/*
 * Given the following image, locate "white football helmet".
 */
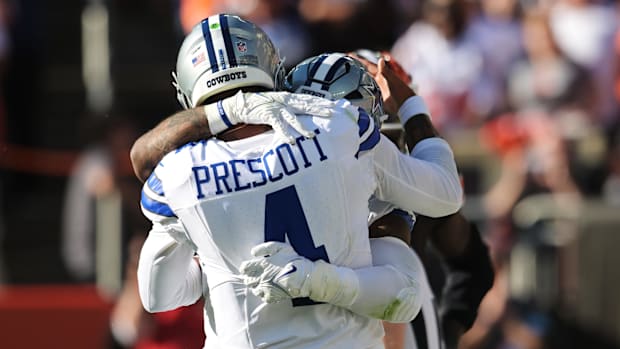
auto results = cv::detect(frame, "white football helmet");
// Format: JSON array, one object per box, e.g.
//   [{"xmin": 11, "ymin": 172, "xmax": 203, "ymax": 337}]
[
  {"xmin": 173, "ymin": 14, "xmax": 285, "ymax": 109},
  {"xmin": 284, "ymin": 52, "xmax": 385, "ymax": 124}
]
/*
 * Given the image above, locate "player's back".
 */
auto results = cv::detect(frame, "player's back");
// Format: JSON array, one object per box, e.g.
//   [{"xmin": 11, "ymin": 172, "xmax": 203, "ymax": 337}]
[{"xmin": 153, "ymin": 103, "xmax": 385, "ymax": 348}]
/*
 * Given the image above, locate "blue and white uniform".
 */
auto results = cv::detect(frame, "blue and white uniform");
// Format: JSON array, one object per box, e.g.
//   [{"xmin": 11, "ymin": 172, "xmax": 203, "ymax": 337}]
[{"xmin": 138, "ymin": 98, "xmax": 462, "ymax": 349}]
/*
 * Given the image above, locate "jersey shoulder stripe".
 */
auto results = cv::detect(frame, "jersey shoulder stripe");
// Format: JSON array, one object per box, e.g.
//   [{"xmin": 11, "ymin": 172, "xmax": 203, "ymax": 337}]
[
  {"xmin": 141, "ymin": 172, "xmax": 176, "ymax": 220},
  {"xmin": 141, "ymin": 190, "xmax": 176, "ymax": 218},
  {"xmin": 146, "ymin": 171, "xmax": 165, "ymax": 196}
]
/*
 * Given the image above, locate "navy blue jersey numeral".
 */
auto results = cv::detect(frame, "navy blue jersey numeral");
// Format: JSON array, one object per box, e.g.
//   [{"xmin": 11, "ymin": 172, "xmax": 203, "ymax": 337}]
[{"xmin": 264, "ymin": 185, "xmax": 329, "ymax": 306}]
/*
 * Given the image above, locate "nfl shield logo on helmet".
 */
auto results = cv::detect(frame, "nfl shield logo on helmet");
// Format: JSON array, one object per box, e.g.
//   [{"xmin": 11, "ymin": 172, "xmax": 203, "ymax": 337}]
[{"xmin": 236, "ymin": 41, "xmax": 247, "ymax": 53}]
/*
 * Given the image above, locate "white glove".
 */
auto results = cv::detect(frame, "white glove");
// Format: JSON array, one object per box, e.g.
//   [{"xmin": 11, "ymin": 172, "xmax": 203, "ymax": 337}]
[
  {"xmin": 204, "ymin": 91, "xmax": 336, "ymax": 143},
  {"xmin": 240, "ymin": 242, "xmax": 315, "ymax": 303},
  {"xmin": 240, "ymin": 242, "xmax": 359, "ymax": 306},
  {"xmin": 386, "ymin": 287, "xmax": 422, "ymax": 323}
]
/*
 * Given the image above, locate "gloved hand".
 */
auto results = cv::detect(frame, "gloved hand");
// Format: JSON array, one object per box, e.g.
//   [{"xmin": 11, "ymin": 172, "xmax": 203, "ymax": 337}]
[
  {"xmin": 240, "ymin": 242, "xmax": 315, "ymax": 303},
  {"xmin": 240, "ymin": 241, "xmax": 359, "ymax": 306},
  {"xmin": 205, "ymin": 91, "xmax": 335, "ymax": 143}
]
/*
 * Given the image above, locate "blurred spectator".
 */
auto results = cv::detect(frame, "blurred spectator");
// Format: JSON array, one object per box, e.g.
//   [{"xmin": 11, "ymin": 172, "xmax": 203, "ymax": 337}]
[
  {"xmin": 299, "ymin": 0, "xmax": 408, "ymax": 57},
  {"xmin": 241, "ymin": 0, "xmax": 311, "ymax": 68},
  {"xmin": 506, "ymin": 7, "xmax": 596, "ymax": 145},
  {"xmin": 109, "ymin": 236, "xmax": 205, "ymax": 349},
  {"xmin": 297, "ymin": 0, "xmax": 360, "ymax": 23},
  {"xmin": 60, "ymin": 114, "xmax": 141, "ymax": 282},
  {"xmin": 472, "ymin": 10, "xmax": 591, "ymax": 339},
  {"xmin": 177, "ymin": 0, "xmax": 217, "ymax": 34},
  {"xmin": 391, "ymin": 0, "xmax": 484, "ymax": 132},
  {"xmin": 480, "ymin": 111, "xmax": 582, "ymax": 258},
  {"xmin": 464, "ymin": 0, "xmax": 524, "ymax": 119},
  {"xmin": 603, "ymin": 22, "xmax": 620, "ymax": 206},
  {"xmin": 464, "ymin": 298, "xmax": 620, "ymax": 349},
  {"xmin": 507, "ymin": 7, "xmax": 604, "ymax": 191},
  {"xmin": 132, "ymin": 303, "xmax": 205, "ymax": 349},
  {"xmin": 603, "ymin": 128, "xmax": 620, "ymax": 206},
  {"xmin": 109, "ymin": 234, "xmax": 150, "ymax": 348},
  {"xmin": 60, "ymin": 113, "xmax": 205, "ymax": 349},
  {"xmin": 471, "ymin": 26, "xmax": 588, "ymax": 343},
  {"xmin": 473, "ymin": 301, "xmax": 550, "ymax": 349},
  {"xmin": 549, "ymin": 0, "xmax": 619, "ymax": 127},
  {"xmin": 615, "ymin": 25, "xmax": 620, "ymax": 110},
  {"xmin": 509, "ymin": 8, "xmax": 594, "ymax": 112},
  {"xmin": 464, "ymin": 110, "xmax": 584, "ymax": 349}
]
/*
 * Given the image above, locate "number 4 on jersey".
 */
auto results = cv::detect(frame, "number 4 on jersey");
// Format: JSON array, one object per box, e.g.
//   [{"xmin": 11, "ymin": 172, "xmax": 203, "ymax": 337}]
[{"xmin": 264, "ymin": 185, "xmax": 330, "ymax": 263}]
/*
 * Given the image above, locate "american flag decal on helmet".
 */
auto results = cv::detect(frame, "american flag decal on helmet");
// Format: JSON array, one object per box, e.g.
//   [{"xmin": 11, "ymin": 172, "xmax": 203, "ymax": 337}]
[{"xmin": 191, "ymin": 52, "xmax": 206, "ymax": 66}]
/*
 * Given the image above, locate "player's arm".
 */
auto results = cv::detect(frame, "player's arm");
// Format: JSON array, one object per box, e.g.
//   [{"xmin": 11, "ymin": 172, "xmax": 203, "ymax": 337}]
[
  {"xmin": 137, "ymin": 171, "xmax": 203, "ymax": 312},
  {"xmin": 369, "ymin": 208, "xmax": 415, "ymax": 348},
  {"xmin": 360, "ymin": 52, "xmax": 491, "ymax": 346},
  {"xmin": 369, "ymin": 208, "xmax": 412, "ymax": 244},
  {"xmin": 417, "ymin": 213, "xmax": 494, "ymax": 347},
  {"xmin": 351, "ymin": 54, "xmax": 439, "ymax": 148},
  {"xmin": 350, "ymin": 58, "xmax": 461, "ymax": 217},
  {"xmin": 241, "ymin": 237, "xmax": 428, "ymax": 323},
  {"xmin": 367, "ymin": 113, "xmax": 462, "ymax": 218},
  {"xmin": 130, "ymin": 91, "xmax": 336, "ymax": 182},
  {"xmin": 371, "ymin": 54, "xmax": 492, "ymax": 344},
  {"xmin": 137, "ymin": 222, "xmax": 203, "ymax": 312},
  {"xmin": 131, "ymin": 107, "xmax": 210, "ymax": 182}
]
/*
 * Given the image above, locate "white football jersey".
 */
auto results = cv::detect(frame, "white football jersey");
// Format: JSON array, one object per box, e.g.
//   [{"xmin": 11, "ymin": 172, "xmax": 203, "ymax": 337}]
[
  {"xmin": 143, "ymin": 102, "xmax": 385, "ymax": 349},
  {"xmin": 140, "ymin": 99, "xmax": 462, "ymax": 349}
]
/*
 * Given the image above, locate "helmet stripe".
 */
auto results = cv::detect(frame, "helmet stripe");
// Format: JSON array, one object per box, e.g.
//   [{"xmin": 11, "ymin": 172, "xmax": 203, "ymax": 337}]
[
  {"xmin": 206, "ymin": 15, "xmax": 230, "ymax": 70},
  {"xmin": 321, "ymin": 57, "xmax": 348, "ymax": 90},
  {"xmin": 304, "ymin": 54, "xmax": 328, "ymax": 86},
  {"xmin": 308, "ymin": 53, "xmax": 346, "ymax": 91},
  {"xmin": 201, "ymin": 19, "xmax": 219, "ymax": 73},
  {"xmin": 312, "ymin": 53, "xmax": 346, "ymax": 80},
  {"xmin": 219, "ymin": 14, "xmax": 237, "ymax": 68}
]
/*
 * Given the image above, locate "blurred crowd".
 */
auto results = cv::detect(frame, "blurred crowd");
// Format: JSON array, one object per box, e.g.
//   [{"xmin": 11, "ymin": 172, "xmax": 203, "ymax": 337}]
[{"xmin": 0, "ymin": 0, "xmax": 619, "ymax": 348}]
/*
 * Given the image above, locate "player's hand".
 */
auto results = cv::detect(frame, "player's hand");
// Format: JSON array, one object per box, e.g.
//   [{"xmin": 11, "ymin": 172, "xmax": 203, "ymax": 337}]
[
  {"xmin": 240, "ymin": 241, "xmax": 315, "ymax": 303},
  {"xmin": 350, "ymin": 52, "xmax": 416, "ymax": 117},
  {"xmin": 220, "ymin": 91, "xmax": 336, "ymax": 143},
  {"xmin": 369, "ymin": 58, "xmax": 416, "ymax": 117}
]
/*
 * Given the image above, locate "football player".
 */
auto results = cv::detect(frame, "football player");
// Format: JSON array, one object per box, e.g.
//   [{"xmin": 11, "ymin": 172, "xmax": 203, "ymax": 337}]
[
  {"xmin": 135, "ymin": 14, "xmax": 462, "ymax": 348},
  {"xmin": 352, "ymin": 50, "xmax": 495, "ymax": 349}
]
